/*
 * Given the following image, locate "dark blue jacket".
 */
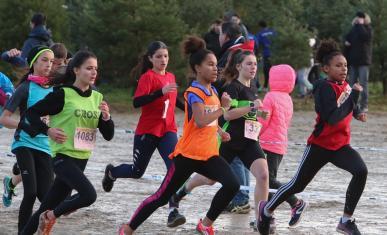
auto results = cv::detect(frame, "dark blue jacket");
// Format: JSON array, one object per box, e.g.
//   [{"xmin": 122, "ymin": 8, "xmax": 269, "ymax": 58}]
[{"xmin": 255, "ymin": 28, "xmax": 276, "ymax": 58}]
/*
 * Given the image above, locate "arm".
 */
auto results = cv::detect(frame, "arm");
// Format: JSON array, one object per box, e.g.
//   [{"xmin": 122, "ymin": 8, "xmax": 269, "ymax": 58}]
[
  {"xmin": 97, "ymin": 115, "xmax": 114, "ymax": 141},
  {"xmin": 23, "ymin": 89, "xmax": 65, "ymax": 136},
  {"xmin": 133, "ymin": 89, "xmax": 163, "ymax": 108},
  {"xmin": 258, "ymin": 95, "xmax": 273, "ymax": 135},
  {"xmin": 191, "ymin": 102, "xmax": 224, "ymax": 128},
  {"xmin": 355, "ymin": 24, "xmax": 372, "ymax": 42},
  {"xmin": 0, "ymin": 82, "xmax": 29, "ymax": 129},
  {"xmin": 97, "ymin": 100, "xmax": 114, "ymax": 141},
  {"xmin": 314, "ymin": 83, "xmax": 358, "ymax": 125}
]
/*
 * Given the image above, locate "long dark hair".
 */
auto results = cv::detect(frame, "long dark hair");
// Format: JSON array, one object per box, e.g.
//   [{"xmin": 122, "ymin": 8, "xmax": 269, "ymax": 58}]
[
  {"xmin": 223, "ymin": 49, "xmax": 254, "ymax": 84},
  {"xmin": 48, "ymin": 50, "xmax": 97, "ymax": 86},
  {"xmin": 130, "ymin": 41, "xmax": 168, "ymax": 81}
]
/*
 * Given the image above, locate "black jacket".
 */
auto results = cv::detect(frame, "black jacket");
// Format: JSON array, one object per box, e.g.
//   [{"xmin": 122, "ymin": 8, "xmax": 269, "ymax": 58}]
[{"xmin": 344, "ymin": 24, "xmax": 372, "ymax": 66}]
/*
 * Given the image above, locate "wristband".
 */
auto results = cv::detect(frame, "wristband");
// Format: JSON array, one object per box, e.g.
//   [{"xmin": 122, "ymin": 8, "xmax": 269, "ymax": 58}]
[{"xmin": 220, "ymin": 107, "xmax": 226, "ymax": 114}]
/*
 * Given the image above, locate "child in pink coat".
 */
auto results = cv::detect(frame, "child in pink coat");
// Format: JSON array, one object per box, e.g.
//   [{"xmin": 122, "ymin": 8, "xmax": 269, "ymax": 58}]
[{"xmin": 258, "ymin": 64, "xmax": 308, "ymax": 228}]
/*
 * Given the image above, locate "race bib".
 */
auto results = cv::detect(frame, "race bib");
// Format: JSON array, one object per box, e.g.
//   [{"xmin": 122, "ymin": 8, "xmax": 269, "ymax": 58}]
[
  {"xmin": 337, "ymin": 84, "xmax": 352, "ymax": 108},
  {"xmin": 204, "ymin": 105, "xmax": 218, "ymax": 126},
  {"xmin": 244, "ymin": 120, "xmax": 262, "ymax": 141},
  {"xmin": 74, "ymin": 127, "xmax": 97, "ymax": 151}
]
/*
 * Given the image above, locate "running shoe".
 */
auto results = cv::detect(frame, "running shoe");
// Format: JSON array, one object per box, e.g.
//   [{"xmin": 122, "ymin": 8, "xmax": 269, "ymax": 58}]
[
  {"xmin": 167, "ymin": 208, "xmax": 186, "ymax": 227},
  {"xmin": 102, "ymin": 164, "xmax": 116, "ymax": 192},
  {"xmin": 118, "ymin": 224, "xmax": 130, "ymax": 235},
  {"xmin": 226, "ymin": 200, "xmax": 251, "ymax": 214},
  {"xmin": 336, "ymin": 218, "xmax": 361, "ymax": 235},
  {"xmin": 257, "ymin": 201, "xmax": 272, "ymax": 235},
  {"xmin": 289, "ymin": 199, "xmax": 308, "ymax": 227},
  {"xmin": 37, "ymin": 210, "xmax": 56, "ymax": 235},
  {"xmin": 250, "ymin": 217, "xmax": 276, "ymax": 234},
  {"xmin": 2, "ymin": 176, "xmax": 15, "ymax": 207},
  {"xmin": 196, "ymin": 219, "xmax": 214, "ymax": 235}
]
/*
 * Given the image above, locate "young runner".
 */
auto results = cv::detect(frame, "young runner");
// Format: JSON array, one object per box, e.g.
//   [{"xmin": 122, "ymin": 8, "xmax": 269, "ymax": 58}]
[
  {"xmin": 0, "ymin": 45, "xmax": 55, "ymax": 233},
  {"xmin": 253, "ymin": 64, "xmax": 307, "ymax": 232},
  {"xmin": 169, "ymin": 49, "xmax": 270, "ymax": 228},
  {"xmin": 101, "ymin": 41, "xmax": 186, "ymax": 227},
  {"xmin": 257, "ymin": 39, "xmax": 368, "ymax": 235},
  {"xmin": 20, "ymin": 50, "xmax": 114, "ymax": 234},
  {"xmin": 118, "ymin": 36, "xmax": 239, "ymax": 235}
]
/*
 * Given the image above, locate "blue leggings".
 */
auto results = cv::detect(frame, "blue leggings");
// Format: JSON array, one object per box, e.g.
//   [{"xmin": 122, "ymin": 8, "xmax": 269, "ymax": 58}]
[{"xmin": 110, "ymin": 132, "xmax": 177, "ymax": 179}]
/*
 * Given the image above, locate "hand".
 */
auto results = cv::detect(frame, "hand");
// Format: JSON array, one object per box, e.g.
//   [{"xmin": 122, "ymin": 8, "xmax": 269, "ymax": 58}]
[
  {"xmin": 356, "ymin": 113, "xmax": 367, "ymax": 122},
  {"xmin": 99, "ymin": 101, "xmax": 111, "ymax": 120},
  {"xmin": 219, "ymin": 131, "xmax": 231, "ymax": 142},
  {"xmin": 344, "ymin": 41, "xmax": 351, "ymax": 47},
  {"xmin": 253, "ymin": 99, "xmax": 263, "ymax": 109},
  {"xmin": 259, "ymin": 110, "xmax": 270, "ymax": 120},
  {"xmin": 162, "ymin": 83, "xmax": 178, "ymax": 95},
  {"xmin": 7, "ymin": 48, "xmax": 21, "ymax": 57},
  {"xmin": 221, "ymin": 92, "xmax": 232, "ymax": 110},
  {"xmin": 352, "ymin": 83, "xmax": 363, "ymax": 92},
  {"xmin": 47, "ymin": 128, "xmax": 67, "ymax": 144}
]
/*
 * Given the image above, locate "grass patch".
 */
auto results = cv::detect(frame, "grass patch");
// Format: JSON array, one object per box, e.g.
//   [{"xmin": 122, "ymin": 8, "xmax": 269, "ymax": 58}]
[{"xmin": 98, "ymin": 84, "xmax": 134, "ymax": 113}]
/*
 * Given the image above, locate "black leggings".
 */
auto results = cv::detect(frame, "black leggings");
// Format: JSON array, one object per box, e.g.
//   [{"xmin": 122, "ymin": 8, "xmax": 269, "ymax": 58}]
[
  {"xmin": 265, "ymin": 150, "xmax": 298, "ymax": 207},
  {"xmin": 21, "ymin": 154, "xmax": 96, "ymax": 235},
  {"xmin": 129, "ymin": 155, "xmax": 239, "ymax": 230},
  {"xmin": 266, "ymin": 144, "xmax": 368, "ymax": 215},
  {"xmin": 14, "ymin": 147, "xmax": 53, "ymax": 233}
]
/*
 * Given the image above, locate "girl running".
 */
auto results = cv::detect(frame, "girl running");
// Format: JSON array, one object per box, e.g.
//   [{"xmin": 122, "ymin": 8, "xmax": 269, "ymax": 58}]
[
  {"xmin": 170, "ymin": 49, "xmax": 270, "ymax": 227},
  {"xmin": 118, "ymin": 36, "xmax": 239, "ymax": 235},
  {"xmin": 257, "ymin": 64, "xmax": 307, "ymax": 232},
  {"xmin": 0, "ymin": 45, "xmax": 55, "ymax": 233},
  {"xmin": 20, "ymin": 50, "xmax": 114, "ymax": 234},
  {"xmin": 257, "ymin": 39, "xmax": 368, "ymax": 235},
  {"xmin": 101, "ymin": 41, "xmax": 185, "ymax": 227}
]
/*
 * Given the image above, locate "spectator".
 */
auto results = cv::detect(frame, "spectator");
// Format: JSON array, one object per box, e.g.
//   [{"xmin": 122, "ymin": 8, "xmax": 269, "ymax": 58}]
[
  {"xmin": 344, "ymin": 11, "xmax": 372, "ymax": 115},
  {"xmin": 255, "ymin": 20, "xmax": 276, "ymax": 91},
  {"xmin": 203, "ymin": 19, "xmax": 222, "ymax": 58},
  {"xmin": 1, "ymin": 12, "xmax": 53, "ymax": 67}
]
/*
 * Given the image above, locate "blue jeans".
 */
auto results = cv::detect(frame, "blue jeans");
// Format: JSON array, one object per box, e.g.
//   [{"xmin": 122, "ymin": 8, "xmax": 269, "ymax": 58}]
[
  {"xmin": 348, "ymin": 65, "xmax": 369, "ymax": 112},
  {"xmin": 229, "ymin": 157, "xmax": 250, "ymax": 204}
]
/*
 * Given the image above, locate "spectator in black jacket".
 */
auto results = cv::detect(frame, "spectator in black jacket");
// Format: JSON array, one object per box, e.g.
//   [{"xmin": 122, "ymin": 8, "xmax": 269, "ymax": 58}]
[
  {"xmin": 344, "ymin": 11, "xmax": 372, "ymax": 115},
  {"xmin": 203, "ymin": 19, "xmax": 222, "ymax": 58}
]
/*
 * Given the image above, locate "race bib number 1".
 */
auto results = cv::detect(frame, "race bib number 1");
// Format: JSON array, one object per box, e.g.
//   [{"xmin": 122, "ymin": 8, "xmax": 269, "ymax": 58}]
[
  {"xmin": 74, "ymin": 127, "xmax": 97, "ymax": 151},
  {"xmin": 244, "ymin": 120, "xmax": 262, "ymax": 141}
]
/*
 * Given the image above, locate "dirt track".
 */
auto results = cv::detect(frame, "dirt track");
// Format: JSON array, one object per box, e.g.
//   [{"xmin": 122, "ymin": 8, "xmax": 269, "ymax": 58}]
[{"xmin": 1, "ymin": 111, "xmax": 386, "ymax": 234}]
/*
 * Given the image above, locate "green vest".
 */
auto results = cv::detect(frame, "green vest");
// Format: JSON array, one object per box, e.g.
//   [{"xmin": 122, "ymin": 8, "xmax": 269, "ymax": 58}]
[{"xmin": 50, "ymin": 87, "xmax": 103, "ymax": 159}]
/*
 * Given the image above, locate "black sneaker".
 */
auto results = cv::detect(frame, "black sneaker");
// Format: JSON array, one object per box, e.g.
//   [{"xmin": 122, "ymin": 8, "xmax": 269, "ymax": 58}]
[
  {"xmin": 289, "ymin": 199, "xmax": 308, "ymax": 227},
  {"xmin": 257, "ymin": 201, "xmax": 272, "ymax": 235},
  {"xmin": 336, "ymin": 218, "xmax": 361, "ymax": 235},
  {"xmin": 250, "ymin": 217, "xmax": 276, "ymax": 234},
  {"xmin": 102, "ymin": 164, "xmax": 115, "ymax": 192},
  {"xmin": 167, "ymin": 208, "xmax": 186, "ymax": 228}
]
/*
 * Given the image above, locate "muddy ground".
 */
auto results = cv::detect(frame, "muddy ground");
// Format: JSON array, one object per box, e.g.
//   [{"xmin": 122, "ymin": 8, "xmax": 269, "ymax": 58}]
[{"xmin": 1, "ymin": 111, "xmax": 386, "ymax": 234}]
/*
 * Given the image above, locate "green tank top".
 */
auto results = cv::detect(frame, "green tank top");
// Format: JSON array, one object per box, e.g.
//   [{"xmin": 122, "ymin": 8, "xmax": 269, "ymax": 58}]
[{"xmin": 49, "ymin": 87, "xmax": 103, "ymax": 159}]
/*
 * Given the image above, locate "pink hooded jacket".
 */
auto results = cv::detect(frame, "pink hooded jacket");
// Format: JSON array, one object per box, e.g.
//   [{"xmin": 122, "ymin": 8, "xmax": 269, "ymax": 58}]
[{"xmin": 259, "ymin": 64, "xmax": 296, "ymax": 155}]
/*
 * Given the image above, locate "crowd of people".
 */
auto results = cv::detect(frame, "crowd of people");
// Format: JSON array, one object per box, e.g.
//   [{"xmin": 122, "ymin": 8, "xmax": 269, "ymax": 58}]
[{"xmin": 0, "ymin": 10, "xmax": 373, "ymax": 235}]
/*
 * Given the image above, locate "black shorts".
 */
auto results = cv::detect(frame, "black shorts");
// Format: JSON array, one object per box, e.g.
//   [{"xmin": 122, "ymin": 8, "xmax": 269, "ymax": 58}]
[{"xmin": 220, "ymin": 141, "xmax": 266, "ymax": 170}]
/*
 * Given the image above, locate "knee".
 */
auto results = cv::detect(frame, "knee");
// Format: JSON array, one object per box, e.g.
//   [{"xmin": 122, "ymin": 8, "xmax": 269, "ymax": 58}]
[
  {"xmin": 354, "ymin": 165, "xmax": 368, "ymax": 179},
  {"xmin": 23, "ymin": 190, "xmax": 37, "ymax": 203},
  {"xmin": 256, "ymin": 171, "xmax": 269, "ymax": 184},
  {"xmin": 83, "ymin": 188, "xmax": 97, "ymax": 207},
  {"xmin": 225, "ymin": 177, "xmax": 240, "ymax": 194}
]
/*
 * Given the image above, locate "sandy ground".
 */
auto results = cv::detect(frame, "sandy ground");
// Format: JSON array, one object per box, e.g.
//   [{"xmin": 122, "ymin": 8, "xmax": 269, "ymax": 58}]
[{"xmin": 0, "ymin": 110, "xmax": 386, "ymax": 235}]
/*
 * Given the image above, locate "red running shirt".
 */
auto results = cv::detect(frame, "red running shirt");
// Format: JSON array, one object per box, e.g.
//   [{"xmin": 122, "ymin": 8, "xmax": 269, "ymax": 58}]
[{"xmin": 134, "ymin": 69, "xmax": 177, "ymax": 137}]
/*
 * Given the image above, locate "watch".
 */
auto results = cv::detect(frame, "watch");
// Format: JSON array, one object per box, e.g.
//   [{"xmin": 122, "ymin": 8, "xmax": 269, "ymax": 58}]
[{"xmin": 249, "ymin": 102, "xmax": 257, "ymax": 112}]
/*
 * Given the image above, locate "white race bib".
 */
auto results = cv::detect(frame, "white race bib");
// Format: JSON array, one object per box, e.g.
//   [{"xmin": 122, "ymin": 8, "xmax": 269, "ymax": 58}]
[
  {"xmin": 74, "ymin": 127, "xmax": 97, "ymax": 151},
  {"xmin": 204, "ymin": 105, "xmax": 218, "ymax": 126},
  {"xmin": 244, "ymin": 120, "xmax": 262, "ymax": 141}
]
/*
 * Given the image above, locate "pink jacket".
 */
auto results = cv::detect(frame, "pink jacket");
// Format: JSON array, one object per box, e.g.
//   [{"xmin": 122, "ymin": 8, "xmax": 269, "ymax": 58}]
[{"xmin": 259, "ymin": 64, "xmax": 296, "ymax": 155}]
